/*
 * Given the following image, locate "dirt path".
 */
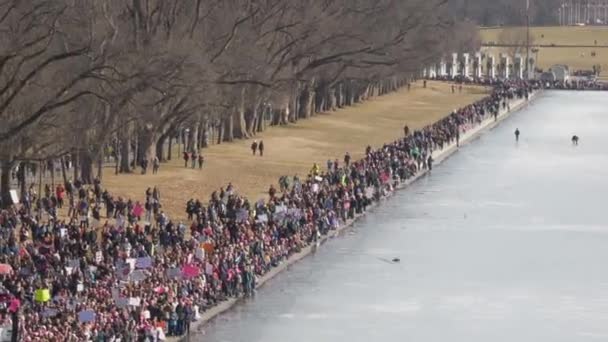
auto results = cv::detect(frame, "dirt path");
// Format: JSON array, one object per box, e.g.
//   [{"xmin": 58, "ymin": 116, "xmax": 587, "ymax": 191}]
[{"xmin": 102, "ymin": 81, "xmax": 488, "ymax": 220}]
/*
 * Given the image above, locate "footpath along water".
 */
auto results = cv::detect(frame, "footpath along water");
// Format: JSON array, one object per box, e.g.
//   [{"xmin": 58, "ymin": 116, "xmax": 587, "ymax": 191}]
[
  {"xmin": 172, "ymin": 89, "xmax": 538, "ymax": 341},
  {"xmin": 197, "ymin": 91, "xmax": 608, "ymax": 342}
]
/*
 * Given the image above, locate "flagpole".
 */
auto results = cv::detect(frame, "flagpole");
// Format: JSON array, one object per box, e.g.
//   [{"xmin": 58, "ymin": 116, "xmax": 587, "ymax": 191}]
[{"xmin": 526, "ymin": 0, "xmax": 530, "ymax": 80}]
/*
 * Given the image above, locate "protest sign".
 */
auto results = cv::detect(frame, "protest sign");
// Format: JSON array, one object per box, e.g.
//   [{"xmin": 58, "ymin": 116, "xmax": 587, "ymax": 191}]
[
  {"xmin": 128, "ymin": 297, "xmax": 141, "ymax": 307},
  {"xmin": 256, "ymin": 214, "xmax": 268, "ymax": 223},
  {"xmin": 126, "ymin": 258, "xmax": 136, "ymax": 270},
  {"xmin": 167, "ymin": 267, "xmax": 182, "ymax": 279},
  {"xmin": 34, "ymin": 289, "xmax": 50, "ymax": 303},
  {"xmin": 135, "ymin": 257, "xmax": 153, "ymax": 269},
  {"xmin": 9, "ymin": 190, "xmax": 19, "ymax": 204},
  {"xmin": 129, "ymin": 270, "xmax": 147, "ymax": 283},
  {"xmin": 42, "ymin": 308, "xmax": 59, "ymax": 318},
  {"xmin": 365, "ymin": 187, "xmax": 374, "ymax": 198},
  {"xmin": 182, "ymin": 264, "xmax": 200, "ymax": 278},
  {"xmin": 78, "ymin": 310, "xmax": 96, "ymax": 323},
  {"xmin": 205, "ymin": 262, "xmax": 213, "ymax": 275},
  {"xmin": 195, "ymin": 248, "xmax": 204, "ymax": 261}
]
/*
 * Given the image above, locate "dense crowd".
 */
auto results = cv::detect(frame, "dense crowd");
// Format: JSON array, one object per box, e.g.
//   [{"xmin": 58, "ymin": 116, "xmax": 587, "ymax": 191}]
[
  {"xmin": 541, "ymin": 79, "xmax": 608, "ymax": 90},
  {"xmin": 0, "ymin": 80, "xmax": 536, "ymax": 341}
]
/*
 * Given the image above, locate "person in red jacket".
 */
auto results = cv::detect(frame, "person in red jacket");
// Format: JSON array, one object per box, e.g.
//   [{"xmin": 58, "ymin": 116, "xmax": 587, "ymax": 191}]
[{"xmin": 55, "ymin": 184, "xmax": 65, "ymax": 208}]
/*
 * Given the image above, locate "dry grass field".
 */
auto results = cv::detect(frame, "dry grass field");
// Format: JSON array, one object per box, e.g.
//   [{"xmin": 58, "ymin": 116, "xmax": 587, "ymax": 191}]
[
  {"xmin": 102, "ymin": 81, "xmax": 488, "ymax": 220},
  {"xmin": 480, "ymin": 26, "xmax": 608, "ymax": 75}
]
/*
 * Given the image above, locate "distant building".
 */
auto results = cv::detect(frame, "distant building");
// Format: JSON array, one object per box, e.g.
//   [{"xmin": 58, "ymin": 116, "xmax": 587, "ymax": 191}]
[
  {"xmin": 549, "ymin": 65, "xmax": 570, "ymax": 82},
  {"xmin": 558, "ymin": 0, "xmax": 608, "ymax": 25}
]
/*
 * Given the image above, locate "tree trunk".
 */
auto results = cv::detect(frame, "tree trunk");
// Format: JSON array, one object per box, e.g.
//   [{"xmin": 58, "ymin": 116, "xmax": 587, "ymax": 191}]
[
  {"xmin": 79, "ymin": 149, "xmax": 93, "ymax": 185},
  {"xmin": 201, "ymin": 123, "xmax": 209, "ymax": 148},
  {"xmin": 61, "ymin": 158, "xmax": 68, "ymax": 184},
  {"xmin": 298, "ymin": 80, "xmax": 315, "ymax": 119},
  {"xmin": 256, "ymin": 106, "xmax": 266, "ymax": 132},
  {"xmin": 234, "ymin": 96, "xmax": 249, "ymax": 140},
  {"xmin": 18, "ymin": 162, "xmax": 26, "ymax": 199},
  {"xmin": 97, "ymin": 153, "xmax": 103, "ymax": 181},
  {"xmin": 0, "ymin": 162, "xmax": 12, "ymax": 208},
  {"xmin": 216, "ymin": 121, "xmax": 223, "ymax": 144},
  {"xmin": 167, "ymin": 135, "xmax": 173, "ymax": 160},
  {"xmin": 188, "ymin": 124, "xmax": 199, "ymax": 152},
  {"xmin": 119, "ymin": 137, "xmax": 131, "ymax": 173},
  {"xmin": 223, "ymin": 114, "xmax": 234, "ymax": 142},
  {"xmin": 49, "ymin": 160, "xmax": 55, "ymax": 189},
  {"xmin": 156, "ymin": 134, "xmax": 167, "ymax": 162},
  {"xmin": 199, "ymin": 121, "xmax": 207, "ymax": 149},
  {"xmin": 288, "ymin": 95, "xmax": 298, "ymax": 123},
  {"xmin": 72, "ymin": 150, "xmax": 79, "ymax": 181}
]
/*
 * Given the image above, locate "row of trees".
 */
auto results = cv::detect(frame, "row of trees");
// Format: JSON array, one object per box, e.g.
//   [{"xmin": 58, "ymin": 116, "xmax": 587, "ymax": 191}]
[{"xmin": 0, "ymin": 0, "xmax": 479, "ymax": 206}]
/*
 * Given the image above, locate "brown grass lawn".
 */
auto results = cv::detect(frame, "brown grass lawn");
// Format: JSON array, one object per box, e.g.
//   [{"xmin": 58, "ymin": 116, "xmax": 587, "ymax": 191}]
[
  {"xmin": 480, "ymin": 26, "xmax": 608, "ymax": 46},
  {"xmin": 479, "ymin": 26, "xmax": 608, "ymax": 74},
  {"xmin": 102, "ymin": 81, "xmax": 488, "ymax": 221}
]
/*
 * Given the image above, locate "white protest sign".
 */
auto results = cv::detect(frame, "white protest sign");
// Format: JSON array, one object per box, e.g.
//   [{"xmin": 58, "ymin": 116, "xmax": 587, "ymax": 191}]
[
  {"xmin": 205, "ymin": 262, "xmax": 213, "ymax": 275},
  {"xmin": 365, "ymin": 187, "xmax": 374, "ymax": 198},
  {"xmin": 135, "ymin": 257, "xmax": 153, "ymax": 269},
  {"xmin": 129, "ymin": 270, "xmax": 147, "ymax": 283},
  {"xmin": 9, "ymin": 190, "xmax": 19, "ymax": 204},
  {"xmin": 195, "ymin": 248, "xmax": 205, "ymax": 261},
  {"xmin": 128, "ymin": 297, "xmax": 141, "ymax": 307},
  {"xmin": 126, "ymin": 258, "xmax": 136, "ymax": 270},
  {"xmin": 256, "ymin": 214, "xmax": 268, "ymax": 223}
]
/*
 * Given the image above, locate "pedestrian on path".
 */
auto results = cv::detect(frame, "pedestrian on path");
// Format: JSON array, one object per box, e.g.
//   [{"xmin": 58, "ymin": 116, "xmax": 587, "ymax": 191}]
[
  {"xmin": 251, "ymin": 140, "xmax": 258, "ymax": 155},
  {"xmin": 198, "ymin": 154, "xmax": 204, "ymax": 169},
  {"xmin": 259, "ymin": 140, "xmax": 264, "ymax": 156},
  {"xmin": 153, "ymin": 156, "xmax": 160, "ymax": 174}
]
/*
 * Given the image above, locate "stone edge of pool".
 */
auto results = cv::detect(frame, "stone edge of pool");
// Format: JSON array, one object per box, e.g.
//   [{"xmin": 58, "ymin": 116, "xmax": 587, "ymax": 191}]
[{"xmin": 172, "ymin": 89, "xmax": 540, "ymax": 341}]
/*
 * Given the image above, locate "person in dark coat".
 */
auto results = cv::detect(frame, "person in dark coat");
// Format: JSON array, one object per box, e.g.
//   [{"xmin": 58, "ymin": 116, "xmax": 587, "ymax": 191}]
[{"xmin": 251, "ymin": 140, "xmax": 258, "ymax": 155}]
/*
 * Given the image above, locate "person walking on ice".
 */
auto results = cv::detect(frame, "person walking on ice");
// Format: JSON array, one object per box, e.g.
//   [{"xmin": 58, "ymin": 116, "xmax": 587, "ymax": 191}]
[
  {"xmin": 514, "ymin": 128, "xmax": 520, "ymax": 142},
  {"xmin": 572, "ymin": 135, "xmax": 579, "ymax": 145}
]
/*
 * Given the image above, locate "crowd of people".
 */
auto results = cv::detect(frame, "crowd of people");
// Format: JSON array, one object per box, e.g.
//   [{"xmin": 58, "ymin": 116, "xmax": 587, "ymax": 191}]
[
  {"xmin": 541, "ymin": 79, "xmax": 608, "ymax": 90},
  {"xmin": 0, "ymin": 79, "xmax": 536, "ymax": 341}
]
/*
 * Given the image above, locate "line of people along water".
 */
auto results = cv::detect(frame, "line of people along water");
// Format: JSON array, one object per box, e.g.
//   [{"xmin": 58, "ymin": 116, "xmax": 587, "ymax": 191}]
[{"xmin": 0, "ymin": 79, "xmax": 538, "ymax": 341}]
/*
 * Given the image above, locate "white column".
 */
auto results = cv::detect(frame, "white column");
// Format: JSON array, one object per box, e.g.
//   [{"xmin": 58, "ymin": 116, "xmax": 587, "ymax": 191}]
[
  {"xmin": 463, "ymin": 53, "xmax": 470, "ymax": 78},
  {"xmin": 488, "ymin": 55, "xmax": 496, "ymax": 79},
  {"xmin": 475, "ymin": 52, "xmax": 482, "ymax": 78},
  {"xmin": 515, "ymin": 54, "xmax": 523, "ymax": 79},
  {"xmin": 451, "ymin": 53, "xmax": 458, "ymax": 78}
]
